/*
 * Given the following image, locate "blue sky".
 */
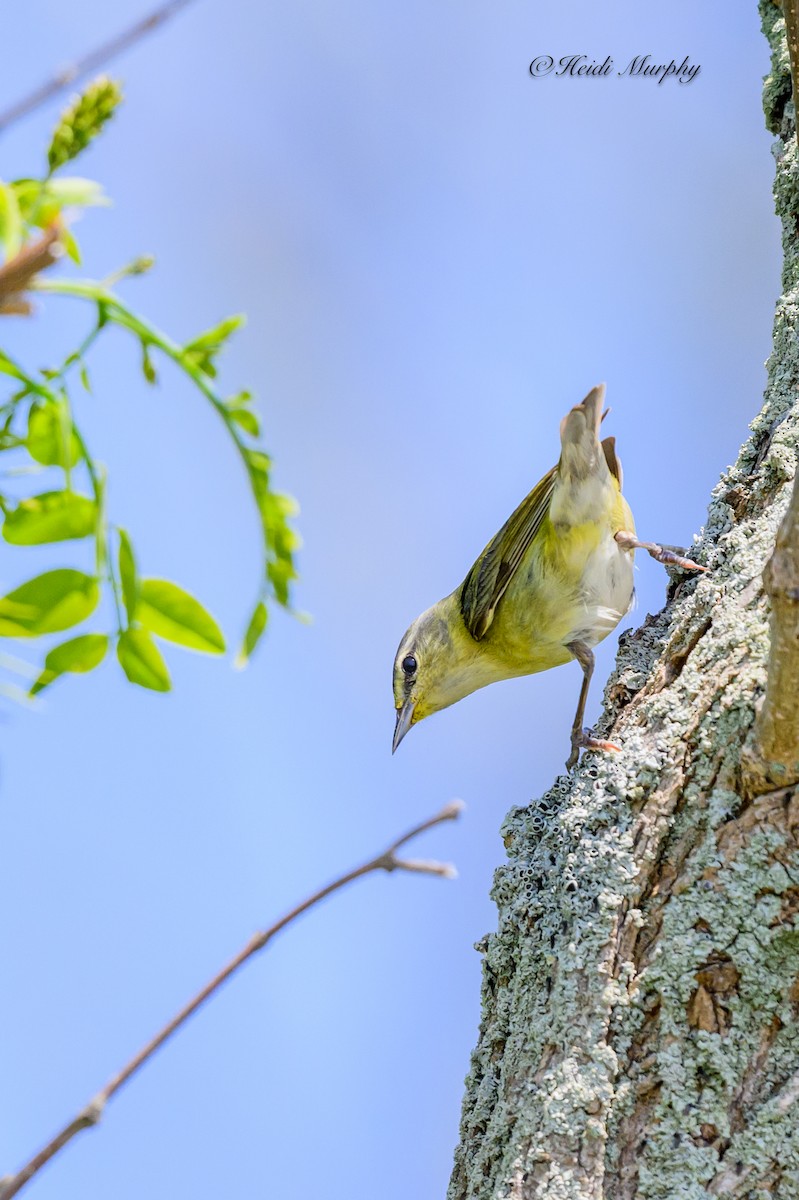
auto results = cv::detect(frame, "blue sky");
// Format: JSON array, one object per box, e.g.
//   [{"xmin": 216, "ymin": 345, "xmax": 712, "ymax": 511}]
[{"xmin": 0, "ymin": 3, "xmax": 780, "ymax": 1198}]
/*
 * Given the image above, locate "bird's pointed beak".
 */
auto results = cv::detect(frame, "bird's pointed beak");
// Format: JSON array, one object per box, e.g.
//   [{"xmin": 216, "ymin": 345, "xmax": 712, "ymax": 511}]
[{"xmin": 392, "ymin": 700, "xmax": 416, "ymax": 753}]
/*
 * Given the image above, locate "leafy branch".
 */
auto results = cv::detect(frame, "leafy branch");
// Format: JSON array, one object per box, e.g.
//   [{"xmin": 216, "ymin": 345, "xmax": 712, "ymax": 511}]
[{"xmin": 0, "ymin": 77, "xmax": 298, "ymax": 695}]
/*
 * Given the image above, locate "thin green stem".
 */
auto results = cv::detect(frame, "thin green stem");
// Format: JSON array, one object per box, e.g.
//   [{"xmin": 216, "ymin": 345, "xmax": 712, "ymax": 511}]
[
  {"xmin": 45, "ymin": 317, "xmax": 104, "ymax": 495},
  {"xmin": 38, "ymin": 280, "xmax": 250, "ymax": 457},
  {"xmin": 0, "ymin": 351, "xmax": 54, "ymax": 400},
  {"xmin": 69, "ymin": 424, "xmax": 121, "ymax": 632},
  {"xmin": 1, "ymin": 312, "xmax": 119, "ymax": 617},
  {"xmin": 106, "ymin": 542, "xmax": 124, "ymax": 636},
  {"xmin": 57, "ymin": 317, "xmax": 105, "ymax": 384},
  {"xmin": 57, "ymin": 388, "xmax": 73, "ymax": 492},
  {"xmin": 33, "ymin": 277, "xmax": 283, "ymax": 610}
]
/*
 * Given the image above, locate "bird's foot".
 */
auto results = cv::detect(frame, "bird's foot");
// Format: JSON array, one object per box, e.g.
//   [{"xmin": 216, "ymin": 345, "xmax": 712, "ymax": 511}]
[
  {"xmin": 566, "ymin": 728, "xmax": 622, "ymax": 771},
  {"xmin": 615, "ymin": 532, "xmax": 708, "ymax": 573},
  {"xmin": 650, "ymin": 546, "xmax": 708, "ymax": 572}
]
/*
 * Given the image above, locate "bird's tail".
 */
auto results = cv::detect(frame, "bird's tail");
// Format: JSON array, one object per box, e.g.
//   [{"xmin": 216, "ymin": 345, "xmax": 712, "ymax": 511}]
[
  {"xmin": 551, "ymin": 384, "xmax": 615, "ymax": 528},
  {"xmin": 558, "ymin": 384, "xmax": 607, "ymax": 482}
]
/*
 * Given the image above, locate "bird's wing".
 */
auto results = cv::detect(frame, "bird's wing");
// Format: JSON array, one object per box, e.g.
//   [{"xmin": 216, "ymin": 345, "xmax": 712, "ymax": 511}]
[
  {"xmin": 601, "ymin": 435, "xmax": 622, "ymax": 487},
  {"xmin": 459, "ymin": 466, "xmax": 558, "ymax": 640}
]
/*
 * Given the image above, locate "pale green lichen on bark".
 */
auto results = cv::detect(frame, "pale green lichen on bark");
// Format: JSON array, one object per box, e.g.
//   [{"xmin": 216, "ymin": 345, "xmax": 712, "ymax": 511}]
[{"xmin": 448, "ymin": 6, "xmax": 799, "ymax": 1198}]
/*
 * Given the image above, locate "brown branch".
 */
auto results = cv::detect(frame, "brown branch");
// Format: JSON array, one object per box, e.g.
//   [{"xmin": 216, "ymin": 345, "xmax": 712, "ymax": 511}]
[
  {"xmin": 0, "ymin": 800, "xmax": 463, "ymax": 1200},
  {"xmin": 0, "ymin": 0, "xmax": 198, "ymax": 134},
  {"xmin": 0, "ymin": 226, "xmax": 63, "ymax": 315},
  {"xmin": 742, "ymin": 472, "xmax": 799, "ymax": 797}
]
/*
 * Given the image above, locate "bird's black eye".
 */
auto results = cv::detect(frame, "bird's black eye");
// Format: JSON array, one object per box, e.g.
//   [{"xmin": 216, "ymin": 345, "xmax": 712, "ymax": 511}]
[{"xmin": 402, "ymin": 655, "xmax": 417, "ymax": 676}]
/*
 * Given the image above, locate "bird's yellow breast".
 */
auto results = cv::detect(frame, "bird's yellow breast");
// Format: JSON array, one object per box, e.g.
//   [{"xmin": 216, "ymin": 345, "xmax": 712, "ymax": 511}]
[{"xmin": 480, "ymin": 492, "xmax": 634, "ymax": 677}]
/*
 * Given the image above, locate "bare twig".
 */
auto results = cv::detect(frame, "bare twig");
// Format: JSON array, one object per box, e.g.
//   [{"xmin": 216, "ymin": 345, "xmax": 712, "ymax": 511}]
[
  {"xmin": 0, "ymin": 0, "xmax": 198, "ymax": 134},
  {"xmin": 0, "ymin": 800, "xmax": 463, "ymax": 1200},
  {"xmin": 0, "ymin": 226, "xmax": 62, "ymax": 315},
  {"xmin": 742, "ymin": 473, "xmax": 799, "ymax": 797}
]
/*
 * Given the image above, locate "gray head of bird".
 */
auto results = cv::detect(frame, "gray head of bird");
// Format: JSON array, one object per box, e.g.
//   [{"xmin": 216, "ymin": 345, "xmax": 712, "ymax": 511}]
[{"xmin": 392, "ymin": 594, "xmax": 491, "ymax": 752}]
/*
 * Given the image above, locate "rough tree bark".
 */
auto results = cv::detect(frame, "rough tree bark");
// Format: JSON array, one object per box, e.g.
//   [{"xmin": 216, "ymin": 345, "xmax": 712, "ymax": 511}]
[{"xmin": 449, "ymin": 7, "xmax": 799, "ymax": 1198}]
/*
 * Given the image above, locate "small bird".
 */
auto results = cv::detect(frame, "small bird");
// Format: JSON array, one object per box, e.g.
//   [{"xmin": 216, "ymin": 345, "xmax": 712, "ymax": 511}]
[{"xmin": 392, "ymin": 385, "xmax": 705, "ymax": 769}]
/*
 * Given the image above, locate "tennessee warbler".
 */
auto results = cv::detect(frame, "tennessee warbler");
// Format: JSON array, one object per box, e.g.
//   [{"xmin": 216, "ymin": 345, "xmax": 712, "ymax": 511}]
[{"xmin": 392, "ymin": 385, "xmax": 705, "ymax": 769}]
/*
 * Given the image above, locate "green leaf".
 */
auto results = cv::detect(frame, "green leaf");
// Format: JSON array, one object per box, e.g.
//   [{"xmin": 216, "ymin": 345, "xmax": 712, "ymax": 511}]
[
  {"xmin": 118, "ymin": 528, "xmax": 138, "ymax": 621},
  {"xmin": 141, "ymin": 344, "xmax": 157, "ymax": 385},
  {"xmin": 245, "ymin": 447, "xmax": 271, "ymax": 476},
  {"xmin": 0, "ymin": 413, "xmax": 21, "ymax": 452},
  {"xmin": 0, "ymin": 355, "xmax": 51, "ymax": 401},
  {"xmin": 229, "ymin": 407, "xmax": 260, "ymax": 438},
  {"xmin": 117, "ymin": 628, "xmax": 171, "ymax": 691},
  {"xmin": 3, "ymin": 491, "xmax": 96, "ymax": 545},
  {"xmin": 10, "ymin": 179, "xmax": 41, "ymax": 220},
  {"xmin": 0, "ymin": 569, "xmax": 99, "ymax": 637},
  {"xmin": 183, "ymin": 314, "xmax": 245, "ymax": 377},
  {"xmin": 138, "ymin": 579, "xmax": 225, "ymax": 653},
  {"xmin": 260, "ymin": 493, "xmax": 300, "ymax": 605},
  {"xmin": 60, "ymin": 226, "xmax": 81, "ymax": 265},
  {"xmin": 30, "ymin": 633, "xmax": 108, "ymax": 695},
  {"xmin": 79, "ymin": 363, "xmax": 91, "ymax": 393},
  {"xmin": 184, "ymin": 314, "xmax": 245, "ymax": 354},
  {"xmin": 0, "ymin": 352, "xmax": 24, "ymax": 381},
  {"xmin": 26, "ymin": 402, "xmax": 81, "ymax": 467},
  {"xmin": 235, "ymin": 601, "xmax": 267, "ymax": 668},
  {"xmin": 0, "ymin": 181, "xmax": 23, "ymax": 260},
  {"xmin": 238, "ymin": 446, "xmax": 299, "ymax": 611},
  {"xmin": 267, "ymin": 557, "xmax": 295, "ymax": 607},
  {"xmin": 42, "ymin": 177, "xmax": 109, "ymax": 208}
]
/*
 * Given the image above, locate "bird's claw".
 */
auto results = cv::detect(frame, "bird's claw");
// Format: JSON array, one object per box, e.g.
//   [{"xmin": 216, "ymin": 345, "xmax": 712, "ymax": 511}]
[
  {"xmin": 652, "ymin": 547, "xmax": 708, "ymax": 572},
  {"xmin": 615, "ymin": 531, "xmax": 708, "ymax": 574},
  {"xmin": 566, "ymin": 729, "xmax": 622, "ymax": 771}
]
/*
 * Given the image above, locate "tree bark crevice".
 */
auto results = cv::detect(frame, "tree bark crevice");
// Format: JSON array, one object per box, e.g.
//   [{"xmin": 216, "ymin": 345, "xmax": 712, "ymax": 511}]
[{"xmin": 449, "ymin": 6, "xmax": 799, "ymax": 1197}]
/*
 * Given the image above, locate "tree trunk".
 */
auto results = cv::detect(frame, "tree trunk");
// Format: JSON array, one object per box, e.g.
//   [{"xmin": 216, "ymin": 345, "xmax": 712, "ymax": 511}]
[{"xmin": 448, "ymin": 7, "xmax": 799, "ymax": 1197}]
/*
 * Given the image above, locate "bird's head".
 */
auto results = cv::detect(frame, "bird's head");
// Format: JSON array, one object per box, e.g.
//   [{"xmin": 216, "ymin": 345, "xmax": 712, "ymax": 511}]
[{"xmin": 392, "ymin": 596, "xmax": 487, "ymax": 752}]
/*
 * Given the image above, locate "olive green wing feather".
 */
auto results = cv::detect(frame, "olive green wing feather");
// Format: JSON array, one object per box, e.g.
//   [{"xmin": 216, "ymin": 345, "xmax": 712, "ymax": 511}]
[{"xmin": 459, "ymin": 466, "xmax": 557, "ymax": 640}]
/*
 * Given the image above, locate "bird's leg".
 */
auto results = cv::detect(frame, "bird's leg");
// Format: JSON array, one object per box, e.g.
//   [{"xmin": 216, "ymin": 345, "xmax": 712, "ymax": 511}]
[
  {"xmin": 565, "ymin": 639, "xmax": 621, "ymax": 771},
  {"xmin": 615, "ymin": 530, "xmax": 707, "ymax": 573}
]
